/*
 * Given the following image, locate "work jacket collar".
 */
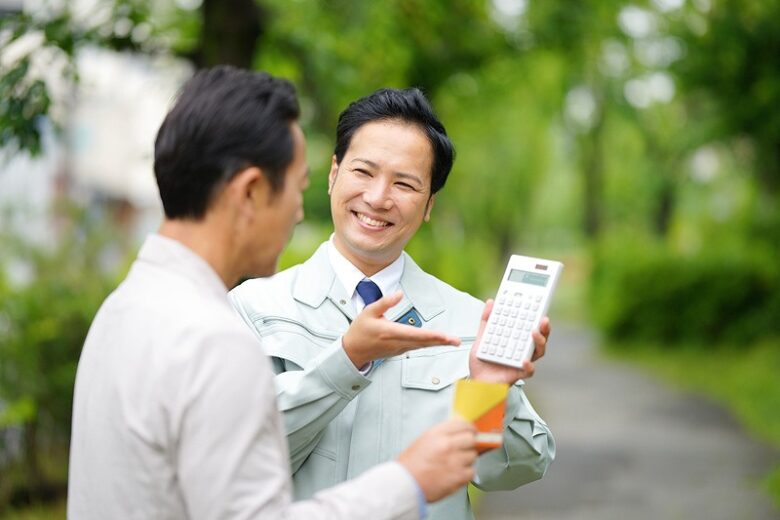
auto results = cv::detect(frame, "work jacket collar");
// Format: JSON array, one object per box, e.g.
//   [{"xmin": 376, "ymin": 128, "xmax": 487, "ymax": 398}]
[{"xmin": 292, "ymin": 242, "xmax": 445, "ymax": 322}]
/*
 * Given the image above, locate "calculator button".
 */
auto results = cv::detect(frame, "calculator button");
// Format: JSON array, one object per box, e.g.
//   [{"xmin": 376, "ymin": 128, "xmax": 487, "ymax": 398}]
[
  {"xmin": 498, "ymin": 296, "xmax": 505, "ymax": 304},
  {"xmin": 522, "ymin": 332, "xmax": 529, "ymax": 341},
  {"xmin": 499, "ymin": 317, "xmax": 507, "ymax": 326},
  {"xmin": 480, "ymin": 338, "xmax": 490, "ymax": 352},
  {"xmin": 507, "ymin": 319, "xmax": 515, "ymax": 328},
  {"xmin": 536, "ymin": 295, "xmax": 542, "ymax": 302},
  {"xmin": 525, "ymin": 322, "xmax": 532, "ymax": 331},
  {"xmin": 502, "ymin": 307, "xmax": 511, "ymax": 316},
  {"xmin": 489, "ymin": 344, "xmax": 497, "ymax": 354},
  {"xmin": 514, "ymin": 349, "xmax": 523, "ymax": 360},
  {"xmin": 488, "ymin": 325, "xmax": 495, "ymax": 334},
  {"xmin": 513, "ymin": 330, "xmax": 521, "ymax": 339},
  {"xmin": 503, "ymin": 328, "xmax": 511, "ymax": 337},
  {"xmin": 501, "ymin": 338, "xmax": 508, "ymax": 347},
  {"xmin": 520, "ymin": 311, "xmax": 527, "ymax": 319},
  {"xmin": 533, "ymin": 304, "xmax": 539, "ymax": 311},
  {"xmin": 524, "ymin": 301, "xmax": 531, "ymax": 309},
  {"xmin": 511, "ymin": 308, "xmax": 519, "ymax": 317}
]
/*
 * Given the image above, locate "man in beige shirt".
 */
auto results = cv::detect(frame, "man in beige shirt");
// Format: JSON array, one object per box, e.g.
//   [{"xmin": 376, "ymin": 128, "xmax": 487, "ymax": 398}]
[{"xmin": 68, "ymin": 66, "xmax": 478, "ymax": 519}]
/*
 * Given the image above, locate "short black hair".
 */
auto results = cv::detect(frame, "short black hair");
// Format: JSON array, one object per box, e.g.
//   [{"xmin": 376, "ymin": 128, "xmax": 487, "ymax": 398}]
[
  {"xmin": 154, "ymin": 65, "xmax": 299, "ymax": 219},
  {"xmin": 333, "ymin": 88, "xmax": 454, "ymax": 194}
]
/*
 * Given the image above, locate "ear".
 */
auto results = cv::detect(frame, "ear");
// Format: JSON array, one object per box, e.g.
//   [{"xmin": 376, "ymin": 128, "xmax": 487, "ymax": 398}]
[
  {"xmin": 423, "ymin": 193, "xmax": 436, "ymax": 222},
  {"xmin": 327, "ymin": 155, "xmax": 339, "ymax": 196},
  {"xmin": 227, "ymin": 166, "xmax": 267, "ymax": 220}
]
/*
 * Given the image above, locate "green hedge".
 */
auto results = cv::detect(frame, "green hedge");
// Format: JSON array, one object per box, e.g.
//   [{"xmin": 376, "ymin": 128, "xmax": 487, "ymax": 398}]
[
  {"xmin": 0, "ymin": 209, "xmax": 128, "ymax": 508},
  {"xmin": 590, "ymin": 240, "xmax": 780, "ymax": 346}
]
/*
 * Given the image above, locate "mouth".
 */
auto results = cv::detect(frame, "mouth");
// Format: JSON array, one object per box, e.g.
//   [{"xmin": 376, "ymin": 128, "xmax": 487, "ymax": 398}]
[{"xmin": 352, "ymin": 211, "xmax": 392, "ymax": 229}]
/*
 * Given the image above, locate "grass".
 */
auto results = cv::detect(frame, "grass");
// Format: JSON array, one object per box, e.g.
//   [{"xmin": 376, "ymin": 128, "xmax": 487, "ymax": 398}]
[
  {"xmin": 0, "ymin": 501, "xmax": 65, "ymax": 520},
  {"xmin": 604, "ymin": 337, "xmax": 780, "ymax": 508}
]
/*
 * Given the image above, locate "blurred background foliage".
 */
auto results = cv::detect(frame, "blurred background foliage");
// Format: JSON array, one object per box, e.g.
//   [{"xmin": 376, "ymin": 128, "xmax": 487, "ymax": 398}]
[{"xmin": 1, "ymin": 0, "xmax": 779, "ymax": 515}]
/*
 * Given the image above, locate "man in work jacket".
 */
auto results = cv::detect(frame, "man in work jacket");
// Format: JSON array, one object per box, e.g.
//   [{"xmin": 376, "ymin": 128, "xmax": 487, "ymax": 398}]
[{"xmin": 230, "ymin": 87, "xmax": 556, "ymax": 520}]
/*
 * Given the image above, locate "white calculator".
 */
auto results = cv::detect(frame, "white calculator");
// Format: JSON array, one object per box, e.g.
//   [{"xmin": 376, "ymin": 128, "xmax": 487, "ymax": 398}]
[{"xmin": 477, "ymin": 255, "xmax": 563, "ymax": 368}]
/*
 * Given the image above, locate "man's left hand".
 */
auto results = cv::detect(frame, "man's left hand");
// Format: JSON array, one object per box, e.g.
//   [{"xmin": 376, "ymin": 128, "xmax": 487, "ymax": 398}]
[{"xmin": 468, "ymin": 299, "xmax": 551, "ymax": 385}]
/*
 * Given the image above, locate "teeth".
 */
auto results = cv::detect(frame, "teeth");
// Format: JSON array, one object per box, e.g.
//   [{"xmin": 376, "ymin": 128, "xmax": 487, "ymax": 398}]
[{"xmin": 356, "ymin": 212, "xmax": 389, "ymax": 227}]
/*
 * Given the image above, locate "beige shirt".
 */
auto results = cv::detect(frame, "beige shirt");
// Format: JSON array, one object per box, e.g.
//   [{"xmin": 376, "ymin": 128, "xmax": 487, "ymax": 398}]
[{"xmin": 68, "ymin": 234, "xmax": 420, "ymax": 520}]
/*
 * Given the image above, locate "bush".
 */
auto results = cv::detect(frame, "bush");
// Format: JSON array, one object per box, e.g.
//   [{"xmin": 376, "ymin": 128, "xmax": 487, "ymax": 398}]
[
  {"xmin": 0, "ymin": 208, "xmax": 128, "ymax": 508},
  {"xmin": 590, "ymin": 237, "xmax": 780, "ymax": 346}
]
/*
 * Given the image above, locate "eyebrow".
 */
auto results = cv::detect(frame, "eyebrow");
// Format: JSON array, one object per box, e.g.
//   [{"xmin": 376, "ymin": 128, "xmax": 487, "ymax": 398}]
[{"xmin": 350, "ymin": 158, "xmax": 424, "ymax": 187}]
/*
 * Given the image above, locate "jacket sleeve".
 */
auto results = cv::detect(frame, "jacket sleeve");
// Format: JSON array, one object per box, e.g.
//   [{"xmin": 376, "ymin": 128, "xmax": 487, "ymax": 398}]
[
  {"xmin": 472, "ymin": 382, "xmax": 556, "ymax": 490},
  {"xmin": 228, "ymin": 289, "xmax": 369, "ymax": 472},
  {"xmin": 279, "ymin": 462, "xmax": 420, "ymax": 520},
  {"xmin": 272, "ymin": 339, "xmax": 371, "ymax": 472}
]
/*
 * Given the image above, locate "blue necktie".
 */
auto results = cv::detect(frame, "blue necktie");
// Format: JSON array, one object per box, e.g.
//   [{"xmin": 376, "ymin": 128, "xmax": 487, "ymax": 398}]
[{"xmin": 356, "ymin": 279, "xmax": 383, "ymax": 307}]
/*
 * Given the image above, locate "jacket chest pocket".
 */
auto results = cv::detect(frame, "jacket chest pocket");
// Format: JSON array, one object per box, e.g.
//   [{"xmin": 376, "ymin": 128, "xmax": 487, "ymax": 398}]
[{"xmin": 398, "ymin": 346, "xmax": 471, "ymax": 442}]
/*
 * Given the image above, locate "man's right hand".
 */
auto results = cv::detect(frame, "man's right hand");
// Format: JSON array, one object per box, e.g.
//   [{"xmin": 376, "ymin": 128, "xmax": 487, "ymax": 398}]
[
  {"xmin": 342, "ymin": 290, "xmax": 461, "ymax": 368},
  {"xmin": 397, "ymin": 418, "xmax": 478, "ymax": 503}
]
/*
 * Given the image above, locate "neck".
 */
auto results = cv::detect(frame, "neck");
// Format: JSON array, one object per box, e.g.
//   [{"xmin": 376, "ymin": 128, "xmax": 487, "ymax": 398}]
[
  {"xmin": 158, "ymin": 217, "xmax": 238, "ymax": 288},
  {"xmin": 332, "ymin": 236, "xmax": 399, "ymax": 277}
]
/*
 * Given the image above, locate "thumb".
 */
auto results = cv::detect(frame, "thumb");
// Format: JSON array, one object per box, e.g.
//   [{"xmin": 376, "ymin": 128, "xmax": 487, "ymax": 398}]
[
  {"xmin": 477, "ymin": 299, "xmax": 494, "ymax": 336},
  {"xmin": 365, "ymin": 290, "xmax": 404, "ymax": 317}
]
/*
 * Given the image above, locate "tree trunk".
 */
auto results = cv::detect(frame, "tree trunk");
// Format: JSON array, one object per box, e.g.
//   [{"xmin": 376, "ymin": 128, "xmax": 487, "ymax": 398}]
[
  {"xmin": 581, "ymin": 113, "xmax": 604, "ymax": 239},
  {"xmin": 23, "ymin": 419, "xmax": 45, "ymax": 492},
  {"xmin": 193, "ymin": 0, "xmax": 264, "ymax": 68},
  {"xmin": 654, "ymin": 178, "xmax": 675, "ymax": 236}
]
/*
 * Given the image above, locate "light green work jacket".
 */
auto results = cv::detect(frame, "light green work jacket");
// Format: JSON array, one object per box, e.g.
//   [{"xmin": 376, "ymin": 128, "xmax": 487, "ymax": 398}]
[{"xmin": 230, "ymin": 243, "xmax": 555, "ymax": 520}]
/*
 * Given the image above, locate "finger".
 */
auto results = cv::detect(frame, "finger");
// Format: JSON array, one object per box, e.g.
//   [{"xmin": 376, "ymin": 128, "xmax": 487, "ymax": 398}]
[
  {"xmin": 520, "ymin": 359, "xmax": 536, "ymax": 379},
  {"xmin": 539, "ymin": 316, "xmax": 551, "ymax": 339},
  {"xmin": 452, "ymin": 449, "xmax": 479, "ymax": 468},
  {"xmin": 441, "ymin": 417, "xmax": 477, "ymax": 433},
  {"xmin": 384, "ymin": 322, "xmax": 461, "ymax": 347},
  {"xmin": 481, "ymin": 299, "xmax": 494, "ymax": 323},
  {"xmin": 447, "ymin": 431, "xmax": 479, "ymax": 451},
  {"xmin": 475, "ymin": 299, "xmax": 494, "ymax": 341},
  {"xmin": 531, "ymin": 329, "xmax": 547, "ymax": 361},
  {"xmin": 364, "ymin": 290, "xmax": 404, "ymax": 316}
]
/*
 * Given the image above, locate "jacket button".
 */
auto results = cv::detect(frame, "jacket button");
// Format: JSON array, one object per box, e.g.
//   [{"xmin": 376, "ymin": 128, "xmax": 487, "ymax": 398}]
[
  {"xmin": 340, "ymin": 299, "xmax": 347, "ymax": 305},
  {"xmin": 351, "ymin": 384, "xmax": 360, "ymax": 391},
  {"xmin": 408, "ymin": 317, "xmax": 416, "ymax": 325},
  {"xmin": 431, "ymin": 377, "xmax": 440, "ymax": 385}
]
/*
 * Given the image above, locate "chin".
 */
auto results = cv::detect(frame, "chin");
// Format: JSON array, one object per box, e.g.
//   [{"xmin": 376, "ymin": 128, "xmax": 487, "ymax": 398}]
[{"xmin": 246, "ymin": 260, "xmax": 278, "ymax": 280}]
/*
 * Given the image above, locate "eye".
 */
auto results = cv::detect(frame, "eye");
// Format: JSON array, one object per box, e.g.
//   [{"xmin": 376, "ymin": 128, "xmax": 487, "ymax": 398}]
[
  {"xmin": 395, "ymin": 182, "xmax": 415, "ymax": 190},
  {"xmin": 354, "ymin": 168, "xmax": 373, "ymax": 177}
]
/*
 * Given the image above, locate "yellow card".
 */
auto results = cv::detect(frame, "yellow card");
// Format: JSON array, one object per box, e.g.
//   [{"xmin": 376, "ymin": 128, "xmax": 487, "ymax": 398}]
[{"xmin": 452, "ymin": 379, "xmax": 509, "ymax": 451}]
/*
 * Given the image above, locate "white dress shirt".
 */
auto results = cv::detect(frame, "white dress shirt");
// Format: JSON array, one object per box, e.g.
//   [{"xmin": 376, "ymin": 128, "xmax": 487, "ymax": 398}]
[
  {"xmin": 327, "ymin": 237, "xmax": 404, "ymax": 312},
  {"xmin": 68, "ymin": 234, "xmax": 420, "ymax": 520}
]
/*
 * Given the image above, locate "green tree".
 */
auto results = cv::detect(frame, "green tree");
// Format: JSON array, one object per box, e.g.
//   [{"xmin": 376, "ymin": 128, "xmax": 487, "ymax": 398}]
[{"xmin": 0, "ymin": 208, "xmax": 126, "ymax": 505}]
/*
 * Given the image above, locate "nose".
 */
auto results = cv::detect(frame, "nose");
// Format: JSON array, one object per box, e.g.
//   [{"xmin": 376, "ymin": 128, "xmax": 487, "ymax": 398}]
[{"xmin": 362, "ymin": 178, "xmax": 393, "ymax": 210}]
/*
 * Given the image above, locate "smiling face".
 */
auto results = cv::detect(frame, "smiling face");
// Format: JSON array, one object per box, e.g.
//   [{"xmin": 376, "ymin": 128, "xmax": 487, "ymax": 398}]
[{"xmin": 328, "ymin": 119, "xmax": 435, "ymax": 275}]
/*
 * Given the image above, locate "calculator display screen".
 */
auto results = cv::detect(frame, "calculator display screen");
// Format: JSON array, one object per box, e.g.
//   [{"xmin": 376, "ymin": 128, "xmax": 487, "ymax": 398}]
[{"xmin": 508, "ymin": 269, "xmax": 549, "ymax": 287}]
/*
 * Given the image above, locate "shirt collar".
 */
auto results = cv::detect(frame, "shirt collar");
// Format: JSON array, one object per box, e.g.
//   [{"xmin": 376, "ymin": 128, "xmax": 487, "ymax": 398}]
[
  {"xmin": 138, "ymin": 234, "xmax": 228, "ymax": 300},
  {"xmin": 326, "ymin": 235, "xmax": 404, "ymax": 301}
]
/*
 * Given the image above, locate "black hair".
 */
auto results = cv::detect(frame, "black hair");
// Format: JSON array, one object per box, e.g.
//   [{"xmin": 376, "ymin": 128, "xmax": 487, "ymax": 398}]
[
  {"xmin": 154, "ymin": 65, "xmax": 299, "ymax": 219},
  {"xmin": 333, "ymin": 88, "xmax": 454, "ymax": 194}
]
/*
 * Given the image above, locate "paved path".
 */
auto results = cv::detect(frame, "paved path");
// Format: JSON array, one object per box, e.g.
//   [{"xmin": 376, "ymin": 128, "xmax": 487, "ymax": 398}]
[{"xmin": 477, "ymin": 324, "xmax": 778, "ymax": 520}]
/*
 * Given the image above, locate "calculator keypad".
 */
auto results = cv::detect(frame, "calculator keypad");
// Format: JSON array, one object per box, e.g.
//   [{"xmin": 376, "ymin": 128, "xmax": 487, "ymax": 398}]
[{"xmin": 479, "ymin": 291, "xmax": 541, "ymax": 366}]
